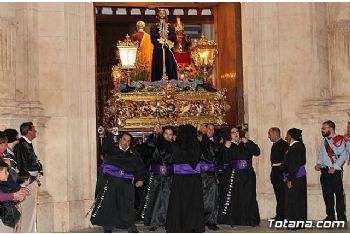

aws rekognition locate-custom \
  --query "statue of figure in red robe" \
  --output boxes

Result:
[173,16,192,66]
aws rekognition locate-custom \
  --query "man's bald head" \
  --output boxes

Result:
[268,127,281,143]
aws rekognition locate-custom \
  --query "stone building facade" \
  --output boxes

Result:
[0,2,348,232]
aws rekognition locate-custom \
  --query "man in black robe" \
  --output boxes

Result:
[199,124,220,230]
[133,134,154,220]
[268,127,289,221]
[90,131,145,233]
[150,9,178,81]
[142,126,174,231]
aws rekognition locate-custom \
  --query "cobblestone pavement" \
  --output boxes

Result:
[76,220,349,233]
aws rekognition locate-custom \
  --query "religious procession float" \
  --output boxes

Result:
[101,9,228,132]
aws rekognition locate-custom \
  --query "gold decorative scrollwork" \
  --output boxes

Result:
[103,82,227,129]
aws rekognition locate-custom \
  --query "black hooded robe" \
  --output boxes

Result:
[142,136,173,227]
[90,133,145,229]
[166,125,205,233]
[200,135,220,226]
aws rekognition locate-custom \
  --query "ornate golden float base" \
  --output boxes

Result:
[103,82,227,129]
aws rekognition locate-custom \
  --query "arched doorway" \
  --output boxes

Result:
[94,2,244,128]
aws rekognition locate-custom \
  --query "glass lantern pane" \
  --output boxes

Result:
[119,47,138,68]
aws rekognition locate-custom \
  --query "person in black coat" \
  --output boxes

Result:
[218,127,261,227]
[13,122,43,176]
[166,124,205,233]
[198,124,220,231]
[141,126,174,231]
[268,127,289,221]
[90,131,145,233]
[282,128,307,228]
[133,133,155,219]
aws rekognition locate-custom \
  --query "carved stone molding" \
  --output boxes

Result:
[328,19,350,32]
[0,17,17,73]
[329,26,350,71]
[0,99,45,117]
[327,9,350,96]
[298,97,350,124]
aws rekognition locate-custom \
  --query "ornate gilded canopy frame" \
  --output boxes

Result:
[103,82,227,129]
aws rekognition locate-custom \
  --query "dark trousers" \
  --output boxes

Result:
[271,168,285,219]
[320,170,347,221]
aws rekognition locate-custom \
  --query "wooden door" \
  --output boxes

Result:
[214,3,243,126]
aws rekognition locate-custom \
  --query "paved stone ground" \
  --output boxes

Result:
[76,220,349,233]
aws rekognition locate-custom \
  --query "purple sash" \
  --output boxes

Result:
[173,163,201,175]
[217,159,252,172]
[230,159,252,170]
[199,161,215,173]
[100,163,134,180]
[216,164,229,173]
[149,164,174,176]
[283,165,306,180]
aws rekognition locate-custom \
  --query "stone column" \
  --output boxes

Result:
[328,3,350,98]
[32,3,97,232]
[0,2,96,232]
[0,3,17,99]
[241,2,348,221]
[297,2,350,220]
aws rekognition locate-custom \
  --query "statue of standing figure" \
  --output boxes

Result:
[173,15,192,65]
[131,21,153,81]
[150,9,178,81]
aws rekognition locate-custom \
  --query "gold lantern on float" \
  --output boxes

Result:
[116,34,139,84]
[111,64,122,83]
[191,34,218,84]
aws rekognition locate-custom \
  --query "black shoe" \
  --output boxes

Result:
[338,218,347,223]
[149,226,157,232]
[127,225,139,233]
[207,224,219,231]
[270,216,284,221]
[323,216,335,221]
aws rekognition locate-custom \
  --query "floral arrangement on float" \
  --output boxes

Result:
[111,33,219,93]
